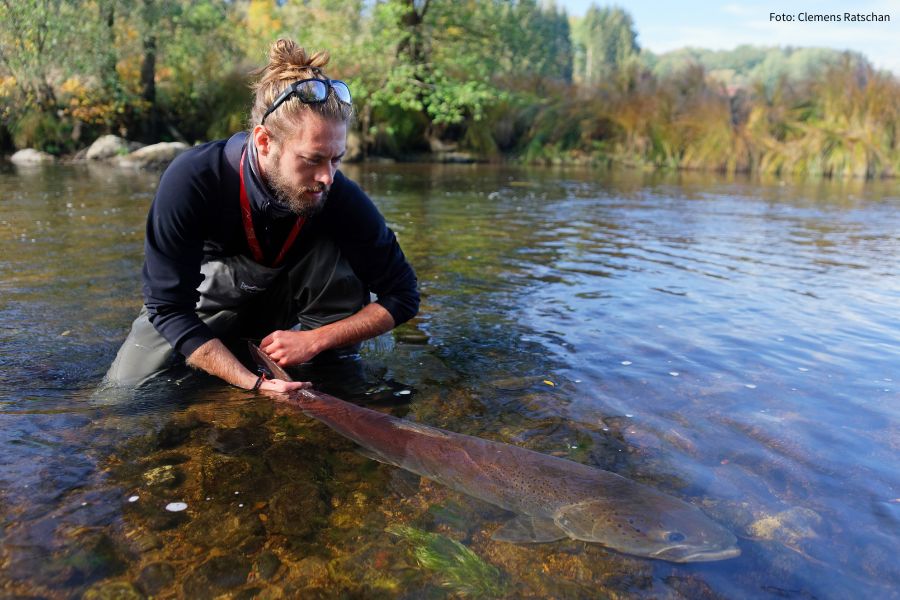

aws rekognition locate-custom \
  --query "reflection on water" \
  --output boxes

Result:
[1,161,898,598]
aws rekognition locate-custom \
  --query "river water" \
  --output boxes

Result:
[0,161,898,599]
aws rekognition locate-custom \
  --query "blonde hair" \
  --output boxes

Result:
[249,39,353,139]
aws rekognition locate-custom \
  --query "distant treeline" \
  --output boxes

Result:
[1,1,897,178]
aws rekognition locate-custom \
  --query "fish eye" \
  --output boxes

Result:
[667,531,686,542]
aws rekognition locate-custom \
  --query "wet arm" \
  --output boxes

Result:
[261,303,394,367]
[187,338,309,391]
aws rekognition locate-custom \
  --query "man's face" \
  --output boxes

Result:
[259,112,347,217]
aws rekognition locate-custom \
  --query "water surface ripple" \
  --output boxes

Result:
[1,162,898,598]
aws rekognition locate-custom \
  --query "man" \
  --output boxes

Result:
[105,40,419,392]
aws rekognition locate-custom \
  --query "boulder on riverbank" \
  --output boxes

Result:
[85,135,144,160]
[10,148,56,165]
[115,142,189,169]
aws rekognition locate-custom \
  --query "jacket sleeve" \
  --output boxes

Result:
[326,173,420,325]
[141,151,217,357]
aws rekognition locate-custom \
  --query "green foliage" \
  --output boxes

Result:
[9,111,72,154]
[646,45,869,96]
[387,524,508,598]
[0,0,83,110]
[573,4,640,88]
[1,0,898,177]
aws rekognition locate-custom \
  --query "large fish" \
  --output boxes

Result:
[249,343,739,562]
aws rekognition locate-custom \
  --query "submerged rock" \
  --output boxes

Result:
[42,533,129,588]
[253,551,282,580]
[208,426,270,456]
[395,328,430,344]
[747,506,823,545]
[142,465,184,489]
[263,439,325,481]
[156,412,206,449]
[489,375,545,391]
[134,503,190,531]
[267,481,329,539]
[182,554,251,600]
[200,453,272,498]
[185,509,265,550]
[137,561,175,596]
[293,556,329,586]
[82,580,145,600]
[233,587,265,600]
[128,532,162,553]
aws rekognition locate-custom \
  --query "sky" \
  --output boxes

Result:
[558,0,900,73]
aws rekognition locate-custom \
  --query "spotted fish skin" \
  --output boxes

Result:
[285,389,740,563]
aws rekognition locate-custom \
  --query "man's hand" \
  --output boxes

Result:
[257,377,312,393]
[261,303,396,367]
[260,329,322,367]
[186,338,312,391]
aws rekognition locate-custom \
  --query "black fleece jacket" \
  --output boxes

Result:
[141,132,419,357]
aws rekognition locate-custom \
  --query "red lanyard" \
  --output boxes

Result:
[239,150,305,267]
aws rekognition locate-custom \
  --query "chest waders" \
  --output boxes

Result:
[104,138,368,388]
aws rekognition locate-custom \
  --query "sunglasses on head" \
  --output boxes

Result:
[261,78,352,125]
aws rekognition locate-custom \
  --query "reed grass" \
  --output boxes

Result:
[509,59,900,178]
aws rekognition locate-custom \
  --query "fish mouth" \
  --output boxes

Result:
[651,545,741,563]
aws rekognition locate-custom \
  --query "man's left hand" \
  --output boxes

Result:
[260,329,322,366]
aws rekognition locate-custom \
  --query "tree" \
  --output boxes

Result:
[572,5,639,87]
[0,0,82,110]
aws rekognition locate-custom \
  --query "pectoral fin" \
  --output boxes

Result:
[356,447,401,468]
[491,515,567,544]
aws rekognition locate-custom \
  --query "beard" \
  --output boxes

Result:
[267,149,329,217]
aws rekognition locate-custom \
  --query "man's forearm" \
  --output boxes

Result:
[261,303,396,367]
[315,302,396,351]
[186,338,258,389]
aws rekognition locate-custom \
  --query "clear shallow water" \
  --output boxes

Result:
[1,161,898,598]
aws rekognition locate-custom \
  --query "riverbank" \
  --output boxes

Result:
[4,128,898,180]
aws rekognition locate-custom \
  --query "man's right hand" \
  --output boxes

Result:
[257,378,311,393]
[186,338,313,391]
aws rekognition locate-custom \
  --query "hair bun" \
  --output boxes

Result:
[250,38,352,129]
[267,39,330,77]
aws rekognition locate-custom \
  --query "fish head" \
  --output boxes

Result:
[554,496,740,563]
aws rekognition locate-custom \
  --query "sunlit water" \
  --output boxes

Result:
[1,160,898,598]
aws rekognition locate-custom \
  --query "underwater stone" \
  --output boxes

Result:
[747,507,823,544]
[129,532,162,553]
[395,329,430,344]
[489,376,544,390]
[233,587,265,600]
[186,510,264,550]
[82,580,145,600]
[141,465,183,489]
[142,508,189,531]
[293,556,329,586]
[267,481,329,539]
[137,561,175,596]
[263,440,323,481]
[254,551,281,580]
[238,536,266,555]
[237,403,275,427]
[182,554,251,600]
[156,413,205,449]
[208,426,271,456]
[49,533,128,588]
[201,453,272,498]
